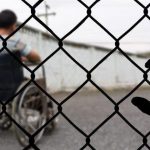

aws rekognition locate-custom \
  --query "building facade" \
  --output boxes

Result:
[15,24,149,92]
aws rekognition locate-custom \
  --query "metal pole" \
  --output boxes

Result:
[37,2,56,27]
[45,2,49,26]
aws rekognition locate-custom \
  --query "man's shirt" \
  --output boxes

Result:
[0,35,32,56]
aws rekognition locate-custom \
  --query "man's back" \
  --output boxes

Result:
[0,48,24,101]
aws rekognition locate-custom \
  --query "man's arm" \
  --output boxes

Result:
[18,41,41,63]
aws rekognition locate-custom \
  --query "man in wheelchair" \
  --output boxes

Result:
[0,9,44,131]
[0,10,56,140]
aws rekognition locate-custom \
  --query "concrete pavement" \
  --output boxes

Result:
[0,88,150,150]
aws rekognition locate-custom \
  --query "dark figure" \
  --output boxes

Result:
[132,97,150,115]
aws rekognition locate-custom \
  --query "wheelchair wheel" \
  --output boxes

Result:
[12,81,47,146]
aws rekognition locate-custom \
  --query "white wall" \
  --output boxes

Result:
[15,26,148,92]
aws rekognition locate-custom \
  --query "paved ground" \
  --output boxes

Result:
[1,88,150,150]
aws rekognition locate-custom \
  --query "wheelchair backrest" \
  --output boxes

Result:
[0,50,23,92]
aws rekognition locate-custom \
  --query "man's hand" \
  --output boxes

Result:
[26,50,41,63]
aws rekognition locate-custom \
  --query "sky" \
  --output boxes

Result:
[0,0,150,54]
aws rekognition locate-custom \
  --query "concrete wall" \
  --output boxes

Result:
[15,25,148,92]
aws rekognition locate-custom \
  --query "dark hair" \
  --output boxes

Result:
[0,10,17,28]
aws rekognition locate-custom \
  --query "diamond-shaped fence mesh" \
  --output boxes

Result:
[0,0,150,149]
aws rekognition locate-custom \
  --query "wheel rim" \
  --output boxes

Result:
[14,84,46,146]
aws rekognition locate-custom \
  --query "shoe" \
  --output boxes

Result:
[0,104,12,130]
[0,114,12,130]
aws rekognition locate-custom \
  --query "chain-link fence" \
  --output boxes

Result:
[0,0,150,149]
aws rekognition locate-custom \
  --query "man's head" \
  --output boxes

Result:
[0,9,17,33]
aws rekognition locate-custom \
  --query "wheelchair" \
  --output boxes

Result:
[0,50,57,146]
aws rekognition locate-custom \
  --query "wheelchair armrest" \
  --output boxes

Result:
[23,61,46,86]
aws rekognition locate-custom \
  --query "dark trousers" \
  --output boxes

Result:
[0,89,16,102]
